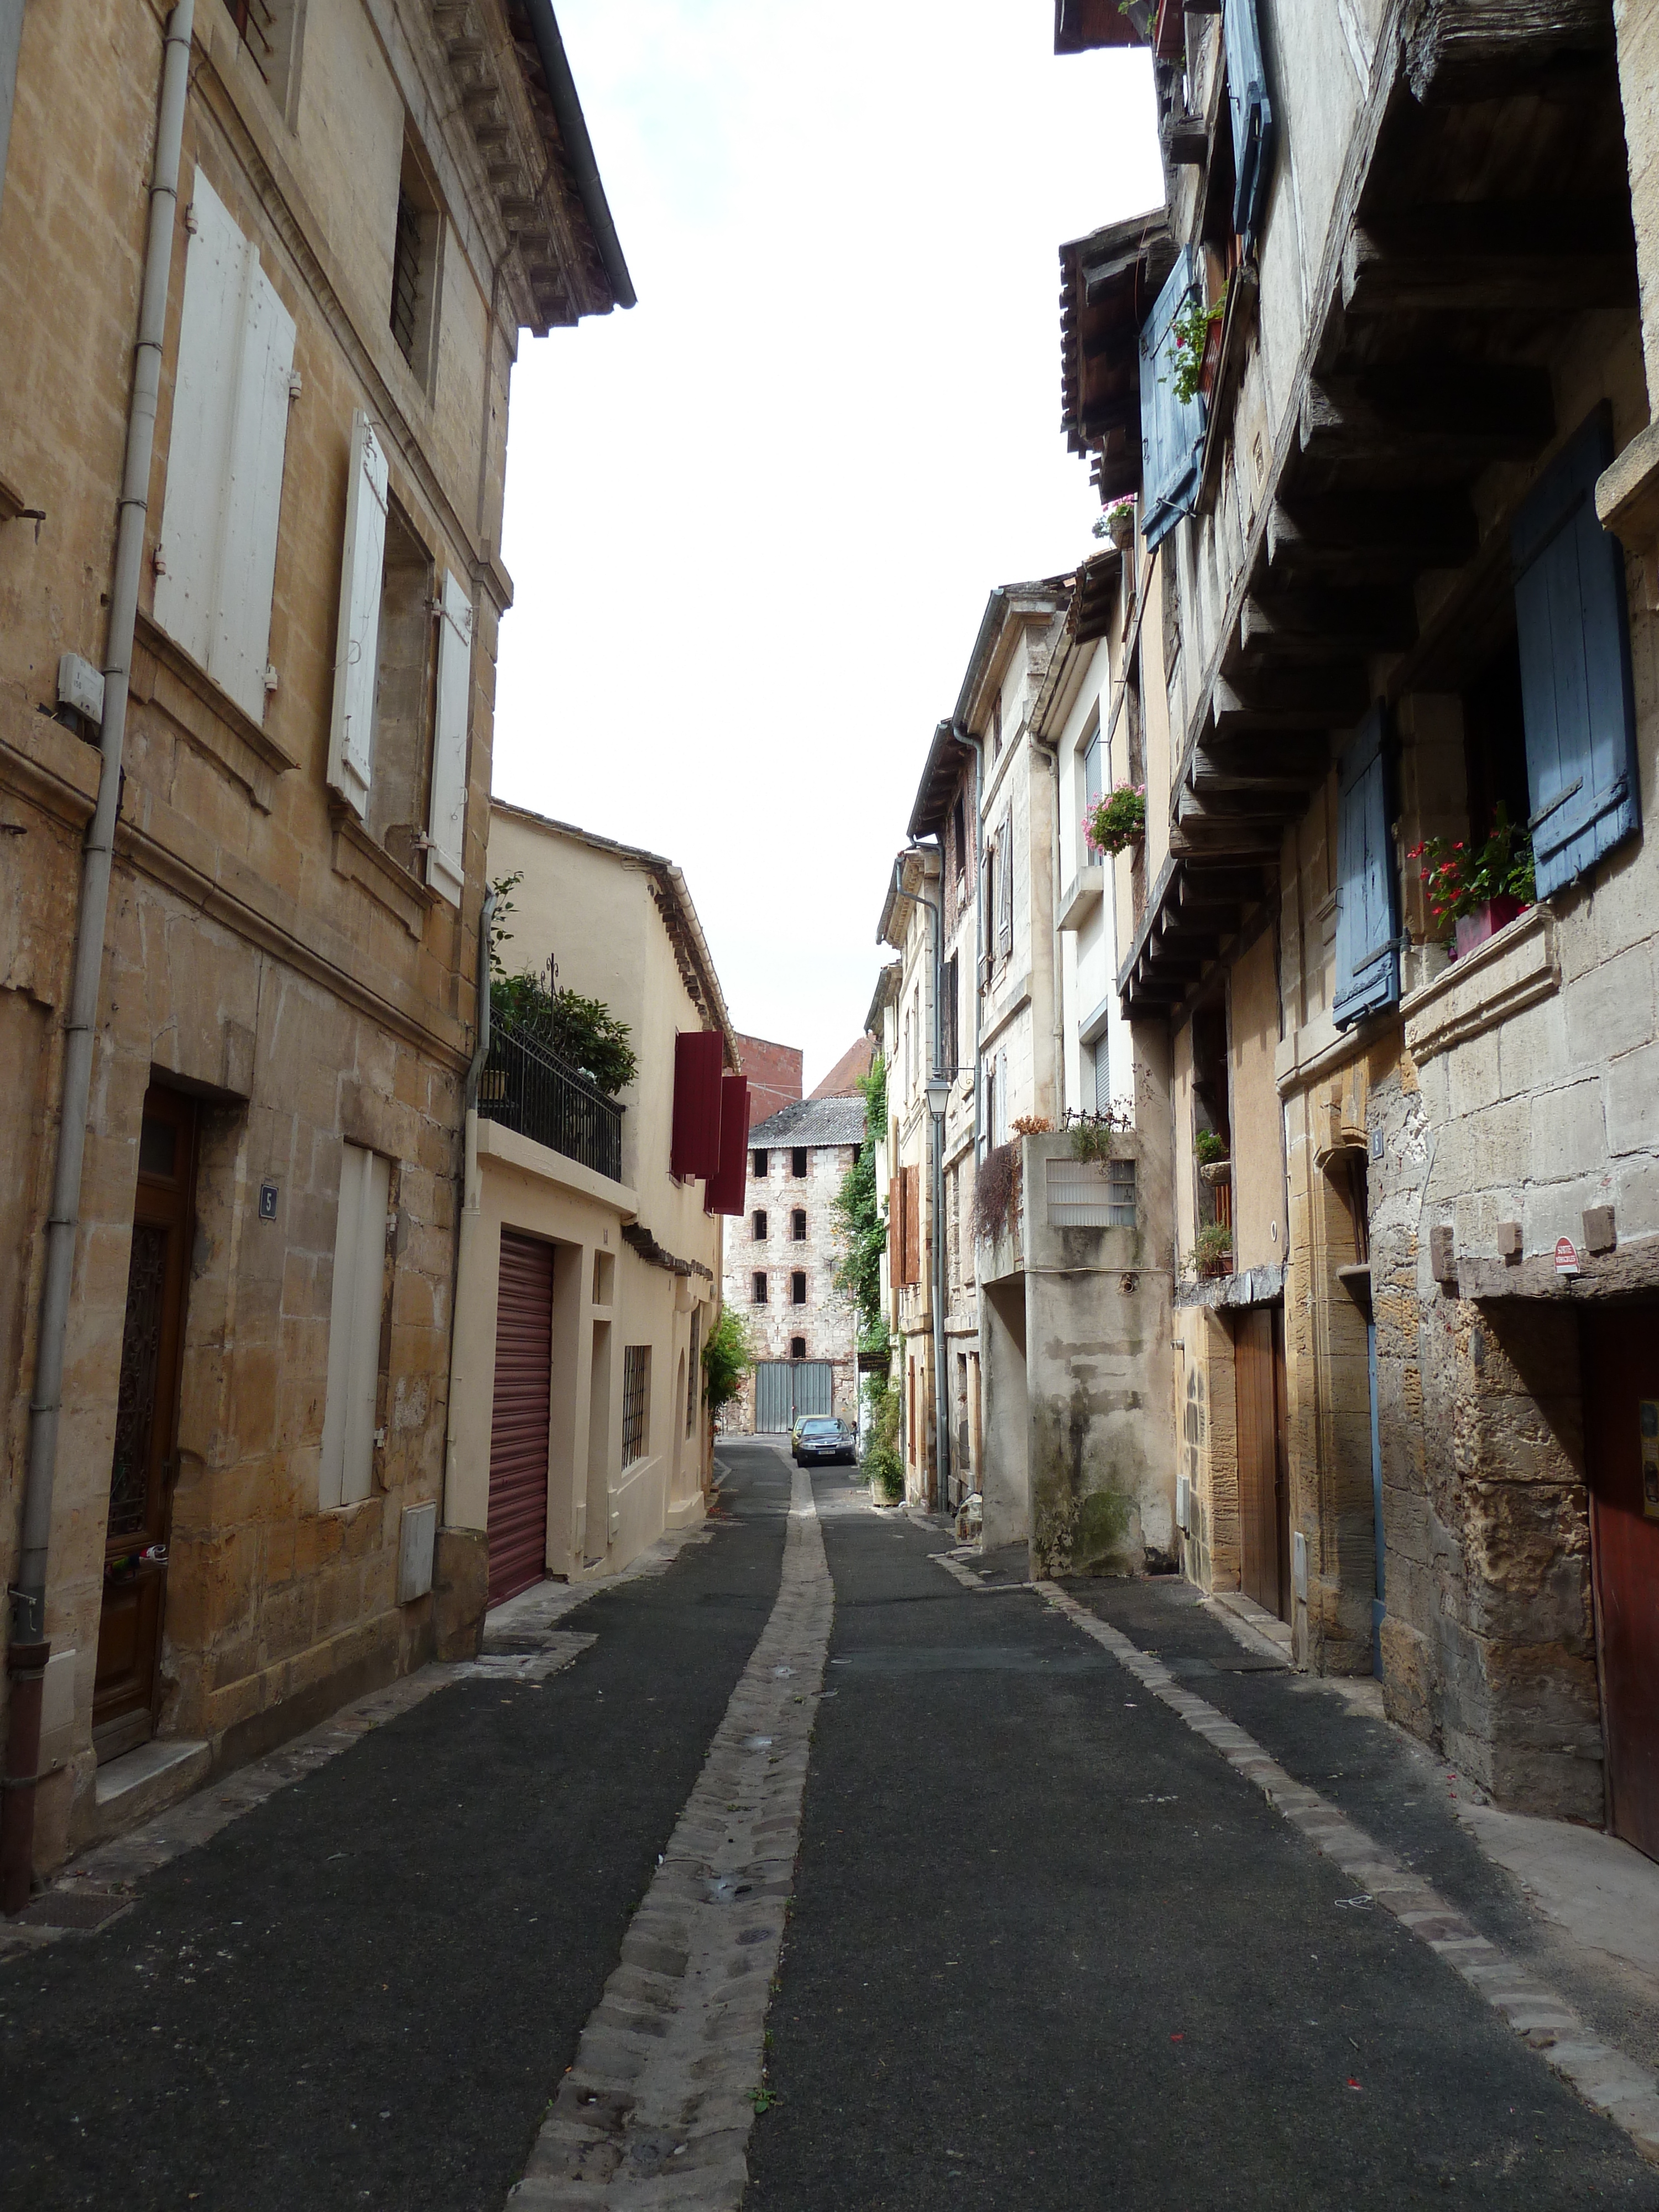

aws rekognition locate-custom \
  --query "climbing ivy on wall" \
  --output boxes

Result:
[833,1052,888,1352]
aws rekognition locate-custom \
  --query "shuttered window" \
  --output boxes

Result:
[1512,406,1641,899]
[904,1163,922,1287]
[327,410,389,819]
[888,1171,906,1291]
[1333,706,1401,1029]
[997,820,1014,953]
[153,169,295,726]
[1223,0,1276,240]
[670,1030,724,1180]
[704,1074,750,1215]
[1138,249,1207,552]
[425,568,472,905]
[319,1143,390,1510]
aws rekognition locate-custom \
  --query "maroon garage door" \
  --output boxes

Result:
[488,1231,554,1608]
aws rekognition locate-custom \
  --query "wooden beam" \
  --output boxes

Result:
[1212,665,1370,738]
[1266,492,1478,585]
[1405,0,1613,102]
[1341,210,1635,319]
[1190,736,1329,797]
[1300,366,1554,471]
[1236,586,1416,662]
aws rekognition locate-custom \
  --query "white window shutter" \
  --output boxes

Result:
[327,411,388,819]
[319,1143,390,1511]
[211,255,295,722]
[426,568,473,906]
[153,170,244,671]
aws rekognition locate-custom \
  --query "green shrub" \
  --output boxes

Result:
[702,1305,752,1419]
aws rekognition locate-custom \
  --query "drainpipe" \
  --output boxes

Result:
[952,724,987,1156]
[442,887,497,1526]
[1029,729,1067,1119]
[898,849,952,1517]
[3,0,194,1916]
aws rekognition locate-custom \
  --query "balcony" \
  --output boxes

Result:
[478,1019,624,1184]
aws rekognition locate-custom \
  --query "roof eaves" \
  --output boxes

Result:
[518,0,635,310]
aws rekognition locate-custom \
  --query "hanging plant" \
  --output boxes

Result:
[973,1142,1022,1245]
[1085,784,1146,857]
[1093,497,1136,549]
[1166,285,1227,408]
[1190,1223,1233,1280]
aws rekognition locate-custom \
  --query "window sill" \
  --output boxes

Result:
[1059,867,1105,930]
[1401,904,1558,1063]
[133,613,298,813]
[330,806,440,940]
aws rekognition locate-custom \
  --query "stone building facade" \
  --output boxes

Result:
[723,1091,865,1435]
[0,0,627,1880]
[1054,0,1659,1851]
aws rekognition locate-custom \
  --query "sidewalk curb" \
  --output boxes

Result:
[1035,1578,1659,2167]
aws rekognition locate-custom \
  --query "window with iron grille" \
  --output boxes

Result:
[790,1271,807,1305]
[686,1314,700,1435]
[752,1149,768,1177]
[753,1208,768,1241]
[621,1344,650,1465]
[225,0,276,81]
[791,1208,806,1240]
[752,1272,768,1303]
[791,1147,808,1177]
[392,190,423,365]
[790,1335,807,1360]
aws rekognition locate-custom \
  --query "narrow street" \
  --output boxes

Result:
[3,1442,1655,2210]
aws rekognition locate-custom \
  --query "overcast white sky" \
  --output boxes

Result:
[493,2,1161,1092]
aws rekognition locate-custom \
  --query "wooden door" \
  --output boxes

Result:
[94,1087,197,1760]
[1583,1304,1659,1861]
[1235,1306,1290,1621]
[488,1230,554,1608]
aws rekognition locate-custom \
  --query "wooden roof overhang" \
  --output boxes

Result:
[908,720,975,843]
[1053,0,1151,53]
[1060,212,1176,505]
[1120,0,1635,1021]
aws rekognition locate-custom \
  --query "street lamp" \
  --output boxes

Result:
[925,1074,951,1120]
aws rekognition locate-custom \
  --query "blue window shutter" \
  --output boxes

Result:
[1333,705,1401,1030]
[1139,249,1206,551]
[1512,405,1640,899]
[1223,0,1276,241]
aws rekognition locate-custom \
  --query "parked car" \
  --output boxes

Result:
[792,1416,856,1467]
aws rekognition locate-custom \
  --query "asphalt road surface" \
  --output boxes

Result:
[1,1441,1653,2211]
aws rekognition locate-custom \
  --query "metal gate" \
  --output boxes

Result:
[487,1231,554,1607]
[754,1360,833,1432]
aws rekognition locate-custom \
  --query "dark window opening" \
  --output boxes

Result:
[952,794,967,878]
[790,1336,807,1361]
[686,1314,700,1435]
[942,954,959,1074]
[790,1271,807,1305]
[791,1208,806,1240]
[791,1147,808,1177]
[392,190,422,364]
[389,146,441,389]
[366,500,435,872]
[1191,997,1233,1266]
[752,1272,768,1304]
[621,1344,649,1465]
[752,1209,768,1241]
[991,693,1003,760]
[1461,628,1530,862]
[752,1148,768,1177]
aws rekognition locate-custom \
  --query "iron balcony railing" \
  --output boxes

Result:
[477,1019,624,1183]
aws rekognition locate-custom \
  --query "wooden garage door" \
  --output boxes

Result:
[488,1231,554,1608]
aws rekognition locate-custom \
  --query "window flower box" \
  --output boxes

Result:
[1452,896,1529,961]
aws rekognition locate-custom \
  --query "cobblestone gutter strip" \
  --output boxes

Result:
[508,1465,832,2212]
[1038,1581,1659,2165]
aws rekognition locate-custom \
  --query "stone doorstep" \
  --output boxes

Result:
[92,1736,212,1841]
[1211,1587,1295,1656]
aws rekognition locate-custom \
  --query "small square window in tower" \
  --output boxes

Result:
[753,1208,769,1241]
[791,1147,808,1177]
[752,1272,768,1305]
[791,1208,806,1241]
[790,1336,807,1361]
[790,1272,807,1305]
[389,141,442,392]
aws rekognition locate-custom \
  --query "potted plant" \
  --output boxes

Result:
[1191,1223,1233,1279]
[1167,285,1227,408]
[1085,784,1146,857]
[1093,496,1136,552]
[1406,804,1536,961]
[1195,1128,1230,1185]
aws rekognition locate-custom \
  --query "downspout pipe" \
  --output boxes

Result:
[896,849,951,1517]
[442,888,497,1533]
[952,723,987,1154]
[3,0,195,1915]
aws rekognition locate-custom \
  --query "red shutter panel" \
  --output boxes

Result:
[705,1075,750,1215]
[906,1166,922,1286]
[671,1030,724,1180]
